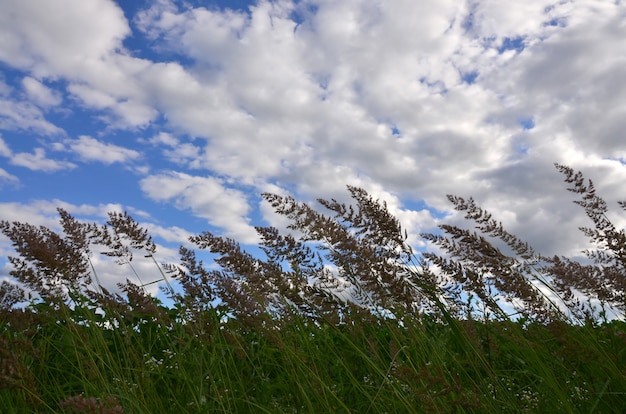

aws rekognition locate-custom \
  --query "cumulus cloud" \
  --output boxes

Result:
[1,0,626,274]
[0,137,11,157]
[140,172,258,244]
[0,97,63,135]
[0,74,63,135]
[0,0,159,128]
[10,147,76,172]
[21,77,62,108]
[126,0,626,258]
[0,168,19,187]
[66,135,141,164]
[67,83,118,110]
[0,137,74,172]
[0,0,130,75]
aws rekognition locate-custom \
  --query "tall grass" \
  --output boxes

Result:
[2,298,624,412]
[1,164,625,412]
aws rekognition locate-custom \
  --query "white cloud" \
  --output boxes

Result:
[0,97,63,135]
[66,135,141,165]
[122,0,626,257]
[0,135,141,172]
[0,78,12,96]
[10,147,75,172]
[0,137,11,157]
[140,172,258,243]
[21,77,62,108]
[67,83,117,109]
[0,74,62,135]
[464,0,554,39]
[144,223,193,246]
[2,0,626,262]
[148,132,179,147]
[0,168,19,187]
[0,0,130,76]
[0,0,159,129]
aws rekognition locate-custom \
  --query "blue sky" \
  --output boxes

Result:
[1,0,626,298]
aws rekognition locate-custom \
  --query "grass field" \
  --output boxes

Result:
[1,296,625,413]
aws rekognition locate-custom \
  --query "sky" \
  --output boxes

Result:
[1,0,626,299]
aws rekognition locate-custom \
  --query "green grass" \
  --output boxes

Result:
[1,296,625,413]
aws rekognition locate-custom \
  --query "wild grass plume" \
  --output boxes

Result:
[0,164,625,412]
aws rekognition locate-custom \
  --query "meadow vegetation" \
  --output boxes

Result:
[1,164,625,413]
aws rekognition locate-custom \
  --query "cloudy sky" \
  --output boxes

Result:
[1,0,626,296]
